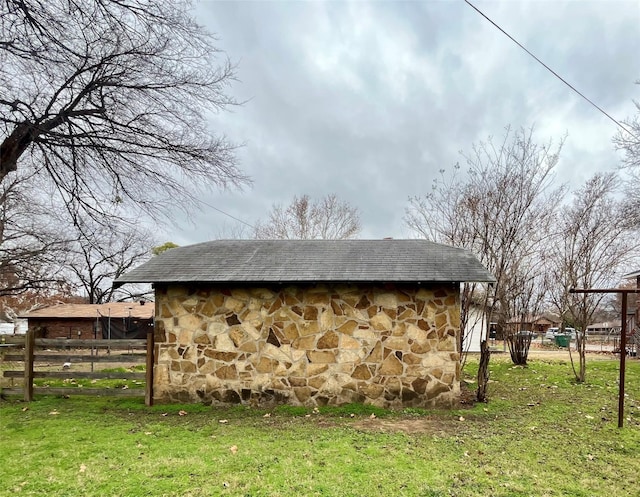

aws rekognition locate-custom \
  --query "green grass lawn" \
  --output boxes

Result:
[1,355,640,496]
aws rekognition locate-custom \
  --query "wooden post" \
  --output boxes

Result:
[637,275,640,337]
[24,328,35,402]
[145,328,154,407]
[619,293,628,428]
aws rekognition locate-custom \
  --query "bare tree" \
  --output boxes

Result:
[406,126,564,395]
[254,194,361,240]
[547,172,639,382]
[0,170,70,296]
[0,0,249,224]
[613,80,640,227]
[63,215,156,304]
[212,221,252,240]
[0,291,83,323]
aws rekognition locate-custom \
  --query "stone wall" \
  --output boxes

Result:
[153,283,461,408]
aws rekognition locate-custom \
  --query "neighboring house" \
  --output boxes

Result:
[21,302,153,339]
[115,239,494,408]
[586,321,621,335]
[462,303,489,353]
[534,314,560,333]
[506,314,559,334]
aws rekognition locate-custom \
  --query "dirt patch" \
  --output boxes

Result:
[350,383,477,435]
[351,416,459,435]
[486,345,617,362]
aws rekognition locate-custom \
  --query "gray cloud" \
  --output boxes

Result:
[164,0,640,245]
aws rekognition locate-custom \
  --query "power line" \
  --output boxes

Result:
[464,0,639,140]
[198,198,256,230]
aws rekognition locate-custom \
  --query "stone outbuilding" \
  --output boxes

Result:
[115,239,494,408]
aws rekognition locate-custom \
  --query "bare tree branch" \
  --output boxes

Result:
[0,169,71,296]
[547,172,640,382]
[613,82,640,228]
[0,0,249,224]
[253,194,361,240]
[406,125,565,367]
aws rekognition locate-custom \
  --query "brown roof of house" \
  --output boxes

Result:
[506,315,559,325]
[21,302,153,320]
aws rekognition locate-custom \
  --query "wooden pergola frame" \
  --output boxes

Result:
[570,287,640,428]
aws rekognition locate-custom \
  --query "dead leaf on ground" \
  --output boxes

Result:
[49,411,59,415]
[79,464,87,473]
[178,410,187,416]
[230,445,238,455]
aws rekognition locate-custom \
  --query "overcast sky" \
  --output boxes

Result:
[163,0,640,245]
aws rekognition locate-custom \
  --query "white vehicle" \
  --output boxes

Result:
[545,327,576,339]
[516,330,536,338]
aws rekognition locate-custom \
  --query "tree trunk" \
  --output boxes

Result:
[0,121,34,181]
[506,334,531,365]
[576,331,586,382]
[476,340,491,402]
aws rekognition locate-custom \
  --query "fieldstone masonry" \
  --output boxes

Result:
[153,283,461,408]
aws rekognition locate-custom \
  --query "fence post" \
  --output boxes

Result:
[24,329,35,401]
[145,328,154,407]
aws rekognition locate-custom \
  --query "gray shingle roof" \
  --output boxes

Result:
[114,239,495,285]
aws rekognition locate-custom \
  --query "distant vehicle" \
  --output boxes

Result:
[516,330,536,338]
[545,328,559,339]
[545,327,576,340]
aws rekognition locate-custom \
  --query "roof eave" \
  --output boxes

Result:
[114,277,496,286]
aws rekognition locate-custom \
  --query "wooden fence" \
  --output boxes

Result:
[0,329,154,406]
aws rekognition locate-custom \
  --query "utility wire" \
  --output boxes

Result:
[198,197,256,230]
[176,3,638,232]
[464,0,639,140]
